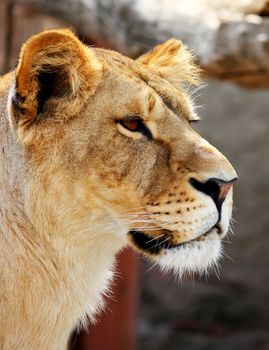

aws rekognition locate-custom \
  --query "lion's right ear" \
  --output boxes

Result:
[11,29,102,134]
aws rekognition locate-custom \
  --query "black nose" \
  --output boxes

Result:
[189,177,237,213]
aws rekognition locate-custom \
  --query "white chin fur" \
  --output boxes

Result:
[155,232,222,279]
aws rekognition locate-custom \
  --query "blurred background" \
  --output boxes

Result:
[1,0,269,349]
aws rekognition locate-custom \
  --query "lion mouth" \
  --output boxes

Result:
[129,224,221,255]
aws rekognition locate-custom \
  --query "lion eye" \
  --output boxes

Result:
[189,119,200,125]
[118,116,153,140]
[121,118,140,131]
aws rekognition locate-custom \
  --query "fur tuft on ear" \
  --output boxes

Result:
[12,29,102,134]
[137,39,201,89]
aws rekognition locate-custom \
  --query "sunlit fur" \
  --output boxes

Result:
[0,29,237,349]
[158,232,222,278]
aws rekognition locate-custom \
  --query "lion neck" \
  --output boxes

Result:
[0,74,126,349]
[0,176,125,348]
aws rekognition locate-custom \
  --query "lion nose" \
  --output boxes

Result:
[189,177,237,212]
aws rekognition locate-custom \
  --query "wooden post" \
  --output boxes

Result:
[0,0,10,74]
[73,249,139,350]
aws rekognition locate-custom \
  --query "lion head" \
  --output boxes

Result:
[8,29,237,279]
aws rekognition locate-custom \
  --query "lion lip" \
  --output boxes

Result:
[129,224,221,255]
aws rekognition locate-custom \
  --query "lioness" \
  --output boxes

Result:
[0,29,237,349]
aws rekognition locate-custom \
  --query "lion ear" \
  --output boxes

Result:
[12,29,102,129]
[137,39,200,88]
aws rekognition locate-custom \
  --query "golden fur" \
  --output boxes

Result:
[0,29,237,349]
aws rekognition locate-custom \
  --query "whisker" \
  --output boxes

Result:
[120,206,147,213]
[121,219,157,224]
[141,260,159,276]
[212,263,220,280]
[119,212,153,216]
[146,234,165,243]
[230,217,238,224]
[221,251,234,262]
[152,237,170,249]
[119,215,153,220]
[118,219,158,225]
[194,104,205,110]
[191,93,202,102]
[128,227,163,231]
[188,84,207,98]
[222,239,232,244]
[119,206,148,214]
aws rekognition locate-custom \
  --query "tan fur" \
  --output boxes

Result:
[0,29,237,349]
[137,39,200,88]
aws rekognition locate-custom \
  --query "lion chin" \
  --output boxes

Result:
[129,226,223,277]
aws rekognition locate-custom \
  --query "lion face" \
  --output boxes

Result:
[9,30,237,278]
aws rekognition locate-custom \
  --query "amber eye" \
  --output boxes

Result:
[122,119,140,131]
[189,119,200,125]
[118,116,153,140]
